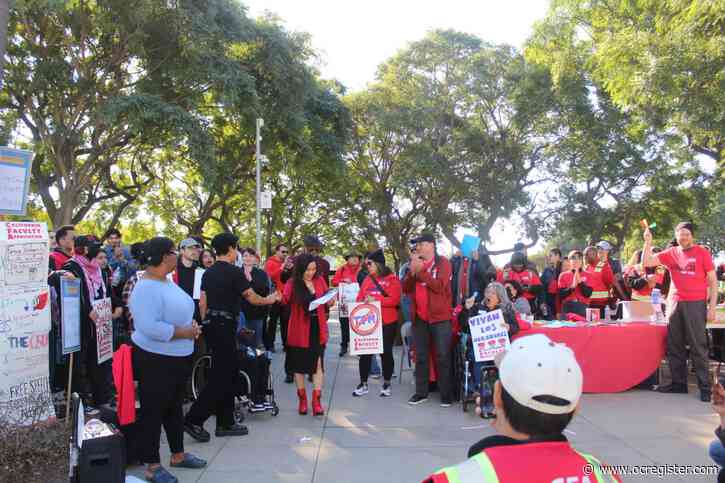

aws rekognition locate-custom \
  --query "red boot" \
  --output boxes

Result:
[297,388,308,415]
[312,389,324,416]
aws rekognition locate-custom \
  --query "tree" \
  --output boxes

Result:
[528,0,725,175]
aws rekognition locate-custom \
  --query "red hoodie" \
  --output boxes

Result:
[356,273,402,325]
[265,255,284,292]
[332,262,361,286]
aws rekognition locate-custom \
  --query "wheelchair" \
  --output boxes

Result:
[190,336,279,424]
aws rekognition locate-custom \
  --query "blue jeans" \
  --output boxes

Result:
[710,440,725,467]
[245,319,264,349]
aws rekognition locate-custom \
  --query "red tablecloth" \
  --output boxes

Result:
[513,323,667,393]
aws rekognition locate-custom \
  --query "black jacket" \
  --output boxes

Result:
[240,266,271,321]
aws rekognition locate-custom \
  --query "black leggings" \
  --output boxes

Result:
[133,345,191,465]
[359,324,397,383]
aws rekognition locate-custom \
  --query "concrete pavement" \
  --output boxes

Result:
[128,321,721,482]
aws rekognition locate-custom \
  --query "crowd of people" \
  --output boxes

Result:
[41,220,723,482]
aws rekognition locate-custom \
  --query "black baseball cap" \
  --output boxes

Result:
[411,232,436,244]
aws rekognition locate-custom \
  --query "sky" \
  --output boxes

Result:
[244,0,552,264]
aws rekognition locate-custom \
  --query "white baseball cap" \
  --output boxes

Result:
[497,334,583,415]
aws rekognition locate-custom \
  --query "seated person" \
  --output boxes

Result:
[237,325,272,413]
[558,250,592,319]
[425,334,621,483]
[503,280,531,315]
[497,252,543,314]
[459,282,519,391]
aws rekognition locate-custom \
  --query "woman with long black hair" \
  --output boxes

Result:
[352,249,401,397]
[282,253,335,416]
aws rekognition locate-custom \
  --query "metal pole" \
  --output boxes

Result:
[255,118,263,254]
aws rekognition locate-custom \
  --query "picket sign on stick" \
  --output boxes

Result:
[468,309,511,362]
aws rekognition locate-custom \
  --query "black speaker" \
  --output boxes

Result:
[78,425,126,483]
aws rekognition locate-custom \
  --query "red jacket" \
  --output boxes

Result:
[282,277,329,348]
[356,273,401,325]
[497,268,542,301]
[332,262,361,286]
[265,256,284,292]
[112,344,135,425]
[585,261,615,305]
[402,255,452,324]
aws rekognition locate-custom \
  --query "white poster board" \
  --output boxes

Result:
[348,301,384,356]
[338,282,359,318]
[468,309,511,362]
[60,278,81,355]
[0,147,34,216]
[92,298,113,364]
[0,222,55,425]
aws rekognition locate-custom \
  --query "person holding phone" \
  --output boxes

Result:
[558,250,593,318]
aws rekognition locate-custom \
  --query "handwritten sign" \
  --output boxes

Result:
[0,222,54,425]
[338,282,360,317]
[468,309,510,362]
[92,298,113,364]
[61,278,81,355]
[0,147,34,216]
[348,301,383,356]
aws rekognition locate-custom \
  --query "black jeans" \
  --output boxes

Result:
[185,317,239,428]
[84,331,112,406]
[667,300,710,390]
[133,345,191,464]
[359,324,397,383]
[340,317,350,348]
[413,318,452,400]
[264,303,281,350]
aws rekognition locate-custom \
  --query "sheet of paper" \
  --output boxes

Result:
[309,288,338,312]
[460,234,481,258]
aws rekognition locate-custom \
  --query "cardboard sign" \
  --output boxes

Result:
[0,147,34,216]
[468,309,510,362]
[61,278,82,354]
[460,234,481,258]
[92,298,113,364]
[338,282,360,317]
[348,301,383,356]
[0,221,55,425]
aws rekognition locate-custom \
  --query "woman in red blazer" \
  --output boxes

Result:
[282,253,334,416]
[352,249,401,398]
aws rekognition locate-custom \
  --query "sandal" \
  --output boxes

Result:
[145,465,178,483]
[170,453,207,469]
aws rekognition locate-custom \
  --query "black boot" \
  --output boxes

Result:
[656,383,688,394]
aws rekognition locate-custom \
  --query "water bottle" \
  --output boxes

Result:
[651,288,664,323]
[604,305,611,323]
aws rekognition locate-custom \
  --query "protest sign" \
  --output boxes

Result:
[61,278,82,355]
[338,282,360,317]
[460,234,481,258]
[348,301,383,356]
[92,298,113,364]
[468,309,510,362]
[0,147,34,216]
[0,221,55,425]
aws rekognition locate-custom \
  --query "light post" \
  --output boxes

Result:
[255,118,264,255]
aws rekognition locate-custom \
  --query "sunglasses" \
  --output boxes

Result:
[280,250,289,254]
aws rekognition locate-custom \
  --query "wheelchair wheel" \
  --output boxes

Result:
[191,355,212,400]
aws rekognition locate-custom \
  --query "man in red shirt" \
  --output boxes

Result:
[497,252,543,313]
[402,233,453,407]
[264,243,288,352]
[48,225,75,272]
[331,252,362,356]
[643,221,718,402]
[583,246,616,318]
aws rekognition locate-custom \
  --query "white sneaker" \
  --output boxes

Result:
[352,383,369,397]
[380,384,392,397]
